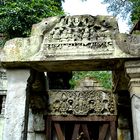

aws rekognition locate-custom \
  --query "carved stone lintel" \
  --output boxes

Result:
[47,90,117,116]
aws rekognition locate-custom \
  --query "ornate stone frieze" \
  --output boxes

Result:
[47,90,117,116]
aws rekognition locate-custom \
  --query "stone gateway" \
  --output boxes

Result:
[0,15,140,140]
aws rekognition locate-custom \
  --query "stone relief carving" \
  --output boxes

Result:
[47,90,116,116]
[40,15,117,57]
[45,17,114,43]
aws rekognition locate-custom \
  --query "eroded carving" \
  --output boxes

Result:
[116,34,140,56]
[47,90,116,116]
[39,15,117,57]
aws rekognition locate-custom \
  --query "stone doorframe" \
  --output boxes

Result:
[0,15,140,140]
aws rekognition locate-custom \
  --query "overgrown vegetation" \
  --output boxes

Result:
[0,39,6,47]
[0,0,64,39]
[69,71,112,90]
[102,0,140,23]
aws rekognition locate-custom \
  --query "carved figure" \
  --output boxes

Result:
[94,98,101,114]
[60,28,68,42]
[89,99,95,114]
[73,17,81,26]
[67,99,73,113]
[52,28,61,41]
[54,100,60,111]
[73,93,89,115]
[67,17,73,27]
[73,28,82,41]
[60,93,68,115]
[67,29,73,41]
[83,28,90,40]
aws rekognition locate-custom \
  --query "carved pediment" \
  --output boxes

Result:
[38,15,119,59]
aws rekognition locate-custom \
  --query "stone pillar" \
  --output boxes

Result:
[112,70,132,140]
[3,69,30,140]
[125,61,140,140]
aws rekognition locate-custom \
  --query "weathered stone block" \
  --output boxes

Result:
[34,113,45,132]
[0,116,4,140]
[27,132,35,140]
[35,133,46,140]
[28,109,34,132]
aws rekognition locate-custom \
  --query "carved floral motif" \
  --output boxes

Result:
[47,90,117,116]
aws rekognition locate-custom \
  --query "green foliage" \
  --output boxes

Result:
[130,0,140,22]
[69,71,112,90]
[102,0,132,18]
[0,39,6,47]
[0,0,64,39]
[102,0,140,22]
